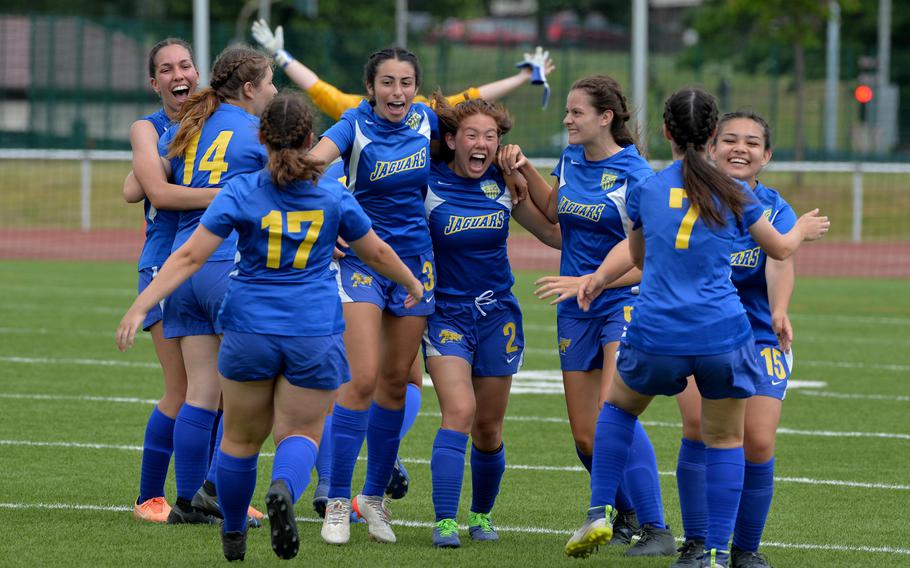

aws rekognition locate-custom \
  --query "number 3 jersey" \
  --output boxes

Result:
[625,160,765,355]
[199,170,372,336]
[159,103,268,260]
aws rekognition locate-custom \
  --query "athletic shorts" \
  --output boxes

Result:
[334,251,435,317]
[557,305,633,372]
[219,330,350,390]
[423,292,524,377]
[616,340,760,400]
[162,260,233,338]
[138,266,164,331]
[752,344,794,400]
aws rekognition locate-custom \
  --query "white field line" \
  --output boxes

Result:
[0,356,158,369]
[2,438,909,492]
[797,390,910,402]
[0,501,909,555]
[1,285,135,297]
[0,326,151,341]
[0,302,123,315]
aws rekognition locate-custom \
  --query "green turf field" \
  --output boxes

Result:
[1,260,908,566]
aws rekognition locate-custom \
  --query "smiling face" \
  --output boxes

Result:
[150,44,199,119]
[563,88,612,147]
[446,112,500,179]
[710,117,771,187]
[366,58,418,122]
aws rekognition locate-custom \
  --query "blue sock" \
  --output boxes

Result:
[328,404,368,500]
[400,383,422,440]
[272,436,318,504]
[705,446,745,553]
[733,458,775,552]
[216,451,258,533]
[208,408,223,465]
[623,421,665,528]
[361,402,405,496]
[173,403,217,501]
[677,438,708,541]
[205,414,224,484]
[615,483,634,512]
[138,406,176,503]
[431,428,468,521]
[471,443,506,514]
[575,446,593,474]
[315,413,333,482]
[590,403,636,509]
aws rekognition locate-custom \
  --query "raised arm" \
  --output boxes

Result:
[477,54,555,101]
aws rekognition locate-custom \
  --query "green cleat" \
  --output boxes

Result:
[468,512,498,542]
[564,506,614,558]
[432,518,461,548]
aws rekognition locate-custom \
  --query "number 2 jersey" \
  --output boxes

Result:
[625,160,765,355]
[322,99,436,258]
[200,170,372,336]
[158,103,268,260]
[137,107,178,270]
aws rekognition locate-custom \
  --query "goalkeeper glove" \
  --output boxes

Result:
[251,19,293,68]
[516,46,551,109]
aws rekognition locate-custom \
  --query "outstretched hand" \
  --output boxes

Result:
[516,46,551,109]
[534,275,584,306]
[797,208,830,241]
[251,19,283,55]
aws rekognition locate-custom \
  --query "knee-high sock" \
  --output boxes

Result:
[705,446,745,553]
[575,446,593,473]
[208,408,223,465]
[677,438,708,541]
[216,451,258,533]
[328,404,368,500]
[400,383,422,440]
[361,402,405,496]
[623,421,665,527]
[732,458,775,552]
[138,406,176,503]
[272,435,318,504]
[590,403,636,509]
[205,414,224,485]
[173,403,217,501]
[431,428,468,521]
[315,413,333,482]
[471,443,506,514]
[615,483,634,513]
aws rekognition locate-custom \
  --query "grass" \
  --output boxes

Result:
[0,261,909,566]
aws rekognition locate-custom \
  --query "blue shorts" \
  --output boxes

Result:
[753,344,793,400]
[138,266,164,331]
[334,251,435,317]
[423,292,524,377]
[219,330,350,390]
[162,260,233,339]
[616,340,760,400]
[557,305,633,372]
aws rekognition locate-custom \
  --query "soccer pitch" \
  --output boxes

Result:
[0,260,908,567]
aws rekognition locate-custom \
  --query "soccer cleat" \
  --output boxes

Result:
[564,506,614,558]
[247,505,264,521]
[700,548,731,568]
[133,496,171,523]
[321,498,351,545]
[166,499,217,525]
[265,480,299,560]
[671,539,707,568]
[432,518,461,548]
[191,486,262,528]
[609,509,639,545]
[468,512,499,542]
[385,456,410,500]
[221,530,247,562]
[625,524,677,557]
[312,477,329,518]
[353,494,396,543]
[730,546,773,568]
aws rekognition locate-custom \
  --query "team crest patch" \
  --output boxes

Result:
[601,170,618,191]
[481,180,501,199]
[763,208,772,219]
[351,272,373,287]
[405,110,421,130]
[558,338,572,353]
[439,329,464,344]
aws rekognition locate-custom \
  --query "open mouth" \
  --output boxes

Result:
[387,101,407,115]
[728,156,749,166]
[171,85,190,103]
[467,152,489,175]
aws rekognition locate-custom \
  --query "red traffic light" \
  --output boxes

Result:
[854,84,874,104]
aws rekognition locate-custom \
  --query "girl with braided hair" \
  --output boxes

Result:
[562,87,829,568]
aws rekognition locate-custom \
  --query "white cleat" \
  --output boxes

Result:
[320,498,351,545]
[353,494,396,544]
[564,514,613,558]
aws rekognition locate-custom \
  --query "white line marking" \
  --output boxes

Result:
[0,327,151,341]
[799,360,910,372]
[0,285,134,297]
[0,393,159,404]
[0,356,158,369]
[0,302,123,315]
[797,390,910,402]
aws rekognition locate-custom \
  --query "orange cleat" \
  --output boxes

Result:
[133,497,172,523]
[247,505,264,520]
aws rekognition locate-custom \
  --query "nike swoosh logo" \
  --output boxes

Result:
[506,355,518,363]
[570,160,580,165]
[364,119,375,125]
[436,181,453,186]
[771,378,787,386]
[424,294,434,303]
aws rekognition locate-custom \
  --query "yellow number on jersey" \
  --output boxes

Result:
[502,322,519,353]
[182,131,234,185]
[759,347,787,380]
[422,261,435,291]
[669,187,699,249]
[260,210,325,270]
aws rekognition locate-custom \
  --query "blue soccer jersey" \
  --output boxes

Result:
[425,160,514,297]
[137,108,180,270]
[322,100,436,257]
[730,182,797,345]
[624,160,765,355]
[200,169,373,336]
[552,144,652,318]
[159,103,268,260]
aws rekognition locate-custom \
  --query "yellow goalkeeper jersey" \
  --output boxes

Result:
[307,79,481,121]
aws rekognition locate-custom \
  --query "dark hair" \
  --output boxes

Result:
[663,87,749,227]
[148,38,194,79]
[432,91,512,163]
[168,46,271,159]
[260,92,324,187]
[570,75,638,151]
[363,47,422,103]
[716,110,772,150]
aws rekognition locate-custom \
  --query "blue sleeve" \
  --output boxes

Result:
[772,194,797,233]
[323,112,355,155]
[157,127,176,158]
[739,182,764,227]
[200,182,240,239]
[426,106,439,140]
[550,151,565,180]
[627,179,643,229]
[337,189,372,242]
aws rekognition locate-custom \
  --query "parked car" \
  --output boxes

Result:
[546,10,629,48]
[433,17,536,46]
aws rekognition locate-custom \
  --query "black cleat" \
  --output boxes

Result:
[671,538,706,567]
[266,480,299,560]
[167,498,217,525]
[221,530,247,561]
[192,485,262,529]
[609,509,640,545]
[625,524,677,557]
[731,545,773,567]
